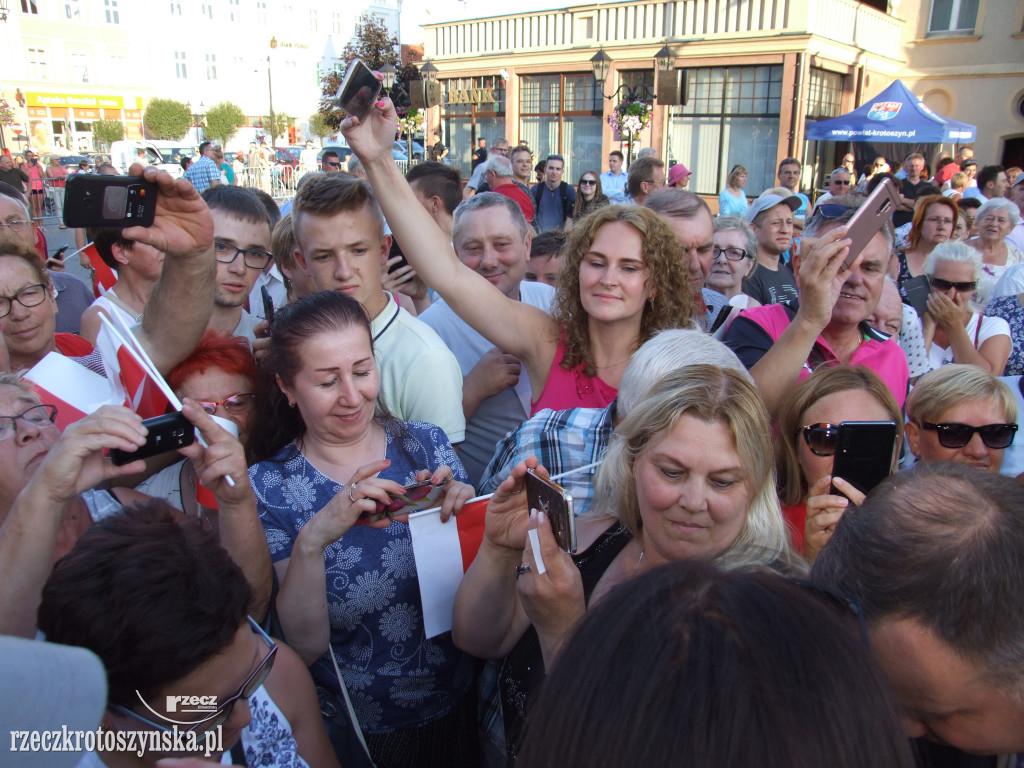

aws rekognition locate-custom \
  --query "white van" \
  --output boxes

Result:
[109,141,188,179]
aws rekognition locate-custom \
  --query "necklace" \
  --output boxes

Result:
[636,548,645,570]
[595,356,631,370]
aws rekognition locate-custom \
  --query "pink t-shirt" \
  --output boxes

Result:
[531,341,617,415]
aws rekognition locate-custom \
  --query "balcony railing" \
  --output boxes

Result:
[425,0,902,61]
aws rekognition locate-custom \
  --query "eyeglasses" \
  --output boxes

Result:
[492,147,509,156]
[196,393,255,415]
[0,219,33,235]
[815,204,854,220]
[111,617,276,738]
[0,283,49,318]
[579,179,597,186]
[214,241,273,270]
[0,404,58,442]
[919,421,1017,450]
[799,422,841,456]
[924,216,954,227]
[929,276,977,292]
[712,246,749,262]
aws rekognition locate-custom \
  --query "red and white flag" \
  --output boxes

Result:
[94,315,175,419]
[408,496,489,638]
[76,242,118,298]
[24,352,119,431]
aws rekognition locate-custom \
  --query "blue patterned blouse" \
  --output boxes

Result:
[251,419,472,734]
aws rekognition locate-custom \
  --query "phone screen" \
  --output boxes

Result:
[336,59,381,123]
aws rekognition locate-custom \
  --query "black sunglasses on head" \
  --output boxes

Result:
[919,421,1017,450]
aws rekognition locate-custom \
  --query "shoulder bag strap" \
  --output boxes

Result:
[329,646,375,765]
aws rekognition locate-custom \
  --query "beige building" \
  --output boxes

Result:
[421,0,1023,202]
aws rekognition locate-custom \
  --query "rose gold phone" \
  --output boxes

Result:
[842,177,899,269]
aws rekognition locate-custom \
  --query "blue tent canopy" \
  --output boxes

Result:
[806,80,976,144]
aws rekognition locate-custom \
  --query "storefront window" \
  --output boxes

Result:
[519,73,602,183]
[440,75,506,179]
[803,68,848,192]
[669,65,783,196]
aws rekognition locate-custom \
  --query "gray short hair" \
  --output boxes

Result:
[924,240,982,280]
[483,155,513,179]
[976,196,1020,229]
[617,329,751,417]
[713,215,756,258]
[452,192,528,244]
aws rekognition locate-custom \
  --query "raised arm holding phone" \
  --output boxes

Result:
[341,80,697,413]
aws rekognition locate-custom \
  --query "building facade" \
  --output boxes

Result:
[0,0,401,155]
[420,0,1022,202]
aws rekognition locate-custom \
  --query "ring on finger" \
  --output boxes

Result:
[348,483,358,503]
[516,564,531,578]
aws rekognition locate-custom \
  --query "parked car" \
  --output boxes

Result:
[393,139,425,160]
[274,147,301,167]
[56,155,91,172]
[317,145,354,170]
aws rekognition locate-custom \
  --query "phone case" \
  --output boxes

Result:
[842,178,899,269]
[335,59,381,123]
[109,412,195,466]
[526,468,576,554]
[901,274,932,318]
[830,421,897,498]
[63,174,157,229]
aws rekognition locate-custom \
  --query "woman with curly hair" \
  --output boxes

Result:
[340,96,699,414]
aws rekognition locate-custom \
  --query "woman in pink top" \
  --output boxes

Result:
[342,97,698,414]
[44,156,67,227]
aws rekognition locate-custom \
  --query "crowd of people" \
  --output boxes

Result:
[2,86,1024,768]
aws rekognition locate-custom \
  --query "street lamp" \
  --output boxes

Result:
[419,60,438,84]
[590,46,675,101]
[267,37,277,148]
[379,62,397,93]
[190,101,206,143]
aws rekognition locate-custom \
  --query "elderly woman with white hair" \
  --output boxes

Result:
[923,241,1010,374]
[968,197,1023,308]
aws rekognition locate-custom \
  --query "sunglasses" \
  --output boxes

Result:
[111,617,276,738]
[799,422,841,456]
[831,179,851,186]
[929,277,977,292]
[579,179,597,186]
[815,204,853,220]
[919,421,1017,450]
[325,161,341,167]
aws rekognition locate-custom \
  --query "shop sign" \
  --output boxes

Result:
[445,88,499,105]
[26,92,124,110]
[27,107,48,117]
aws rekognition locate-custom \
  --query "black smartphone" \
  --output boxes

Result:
[387,239,409,275]
[525,468,576,554]
[335,59,381,123]
[260,284,275,326]
[842,177,899,269]
[109,412,196,466]
[901,274,932,318]
[63,174,157,229]
[830,421,898,499]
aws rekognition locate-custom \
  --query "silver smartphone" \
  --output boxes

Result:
[525,468,576,554]
[334,59,381,123]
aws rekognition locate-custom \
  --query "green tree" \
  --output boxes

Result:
[204,101,245,145]
[143,98,191,141]
[92,119,124,149]
[261,111,292,144]
[308,111,332,142]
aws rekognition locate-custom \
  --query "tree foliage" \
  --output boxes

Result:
[308,112,333,141]
[261,110,292,144]
[143,98,192,141]
[92,119,124,148]
[204,101,246,145]
[316,13,420,131]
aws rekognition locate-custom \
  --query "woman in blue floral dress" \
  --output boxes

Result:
[248,291,478,768]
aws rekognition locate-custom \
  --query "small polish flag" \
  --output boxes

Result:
[24,352,120,431]
[408,496,489,638]
[94,315,175,419]
[77,242,118,298]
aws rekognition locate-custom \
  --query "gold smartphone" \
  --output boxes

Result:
[525,468,576,554]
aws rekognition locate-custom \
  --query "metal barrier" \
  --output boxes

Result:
[30,177,67,224]
[236,165,300,201]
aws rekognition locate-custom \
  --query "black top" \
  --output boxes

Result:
[499,521,633,761]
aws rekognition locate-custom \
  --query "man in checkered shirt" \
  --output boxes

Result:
[183,141,222,193]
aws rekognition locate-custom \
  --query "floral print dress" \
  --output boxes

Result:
[251,420,472,735]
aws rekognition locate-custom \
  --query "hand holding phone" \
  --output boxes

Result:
[109,411,196,466]
[358,477,450,524]
[260,284,275,326]
[842,178,899,270]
